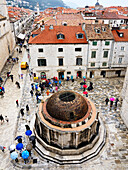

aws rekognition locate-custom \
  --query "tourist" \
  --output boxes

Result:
[10,75,13,82]
[20,108,24,117]
[30,90,33,97]
[15,81,20,88]
[0,77,3,83]
[110,100,113,108]
[0,145,6,152]
[0,114,4,124]
[115,98,119,108]
[105,98,109,105]
[26,104,29,112]
[46,89,49,96]
[16,100,19,107]
[5,116,9,123]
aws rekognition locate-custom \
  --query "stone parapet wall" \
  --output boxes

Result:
[121,67,128,128]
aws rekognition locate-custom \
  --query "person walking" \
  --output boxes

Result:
[10,75,13,82]
[110,100,113,108]
[30,90,33,97]
[26,104,29,112]
[20,108,24,117]
[105,98,109,105]
[16,100,19,107]
[0,145,6,152]
[5,116,9,123]
[0,115,4,124]
[46,89,49,96]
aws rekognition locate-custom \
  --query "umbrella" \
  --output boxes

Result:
[25,130,32,136]
[15,136,22,140]
[54,81,58,84]
[0,87,2,89]
[9,144,15,151]
[10,152,18,160]
[29,135,36,141]
[83,91,88,95]
[22,150,29,159]
[83,76,86,79]
[16,143,23,150]
[83,85,87,88]
[110,97,115,101]
[26,143,33,151]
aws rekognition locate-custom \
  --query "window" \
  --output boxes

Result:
[102,27,106,32]
[67,72,71,74]
[119,33,124,37]
[76,33,83,39]
[93,41,97,46]
[38,59,46,66]
[59,58,63,66]
[57,33,65,39]
[58,48,63,52]
[91,62,95,66]
[95,28,100,33]
[105,41,110,45]
[38,48,43,52]
[102,62,107,66]
[103,51,108,58]
[121,47,124,51]
[91,51,96,58]
[75,48,82,52]
[76,58,82,65]
[118,58,122,64]
[32,34,38,38]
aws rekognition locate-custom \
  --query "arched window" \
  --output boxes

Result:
[57,33,65,39]
[76,33,83,39]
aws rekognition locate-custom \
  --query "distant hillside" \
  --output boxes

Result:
[6,0,67,10]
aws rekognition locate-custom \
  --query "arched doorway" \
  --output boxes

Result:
[41,72,46,80]
[77,71,82,78]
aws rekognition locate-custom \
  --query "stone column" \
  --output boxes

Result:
[75,132,79,148]
[47,128,50,143]
[87,127,91,142]
[61,133,64,149]
[94,119,98,133]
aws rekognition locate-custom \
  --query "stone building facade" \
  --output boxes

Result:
[0,0,15,72]
[29,25,88,79]
[121,67,128,128]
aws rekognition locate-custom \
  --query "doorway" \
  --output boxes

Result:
[115,70,121,77]
[90,71,94,78]
[59,72,64,79]
[101,71,106,78]
[77,71,82,78]
[41,72,46,79]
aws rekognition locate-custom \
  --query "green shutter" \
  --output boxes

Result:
[105,41,110,45]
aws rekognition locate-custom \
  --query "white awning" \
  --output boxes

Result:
[17,33,26,40]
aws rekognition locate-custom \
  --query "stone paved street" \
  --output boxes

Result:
[0,46,128,169]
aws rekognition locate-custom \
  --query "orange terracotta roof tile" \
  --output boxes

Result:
[29,26,88,44]
[112,29,128,42]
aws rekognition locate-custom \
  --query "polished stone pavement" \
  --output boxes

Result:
[0,47,128,169]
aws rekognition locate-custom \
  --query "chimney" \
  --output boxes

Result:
[102,11,104,15]
[82,23,85,31]
[41,25,45,31]
[37,23,40,29]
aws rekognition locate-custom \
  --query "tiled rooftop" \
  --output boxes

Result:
[85,24,114,40]
[29,25,88,44]
[112,29,128,42]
